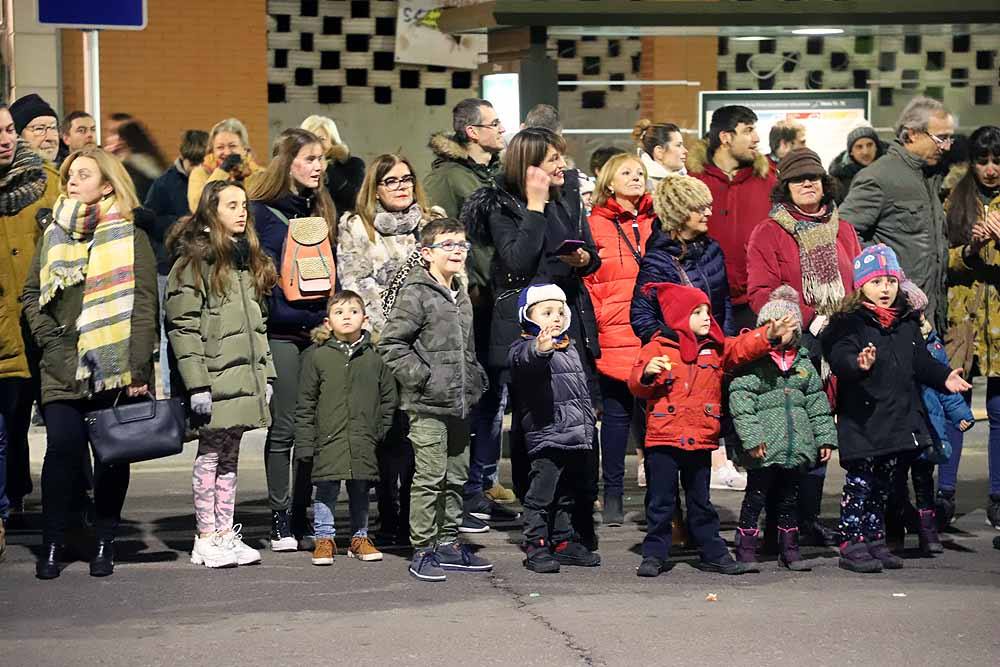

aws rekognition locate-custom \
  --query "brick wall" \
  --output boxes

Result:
[60,0,270,158]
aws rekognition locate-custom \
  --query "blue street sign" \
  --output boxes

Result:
[37,0,147,30]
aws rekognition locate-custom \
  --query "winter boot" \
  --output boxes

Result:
[917,509,944,555]
[868,539,904,569]
[838,540,883,574]
[988,494,1000,530]
[934,489,956,530]
[523,540,560,573]
[734,527,760,563]
[603,494,624,527]
[777,527,811,571]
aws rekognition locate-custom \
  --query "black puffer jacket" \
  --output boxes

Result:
[821,292,951,462]
[462,172,601,371]
[509,336,596,456]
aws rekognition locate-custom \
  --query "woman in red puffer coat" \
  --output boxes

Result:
[584,153,656,524]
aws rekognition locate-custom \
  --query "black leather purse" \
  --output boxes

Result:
[85,393,186,465]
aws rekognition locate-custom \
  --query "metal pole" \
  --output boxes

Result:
[83,29,101,139]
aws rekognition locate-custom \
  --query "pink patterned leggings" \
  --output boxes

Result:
[192,427,246,535]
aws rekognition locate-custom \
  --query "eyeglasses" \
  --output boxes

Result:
[470,119,503,130]
[787,174,823,184]
[925,130,955,147]
[25,124,58,137]
[379,174,415,190]
[426,241,472,253]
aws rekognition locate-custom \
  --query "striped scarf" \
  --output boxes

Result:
[39,195,135,391]
[0,140,48,216]
[770,203,845,317]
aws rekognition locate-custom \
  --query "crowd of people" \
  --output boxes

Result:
[1,91,999,581]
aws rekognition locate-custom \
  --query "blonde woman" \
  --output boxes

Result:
[187,118,263,211]
[22,148,159,579]
[301,115,365,215]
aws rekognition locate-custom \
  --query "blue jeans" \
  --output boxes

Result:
[157,274,171,397]
[0,412,9,519]
[942,378,1000,495]
[464,375,507,498]
[599,375,635,497]
[313,479,370,538]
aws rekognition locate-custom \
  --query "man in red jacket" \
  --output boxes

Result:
[688,105,777,331]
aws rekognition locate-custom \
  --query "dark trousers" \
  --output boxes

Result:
[522,448,588,545]
[465,370,506,498]
[376,409,414,539]
[599,375,636,497]
[643,446,728,562]
[0,376,36,503]
[740,466,802,530]
[41,400,130,544]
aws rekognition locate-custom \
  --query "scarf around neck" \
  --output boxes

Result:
[0,140,49,216]
[39,195,136,391]
[863,301,899,329]
[770,203,845,316]
[373,202,423,236]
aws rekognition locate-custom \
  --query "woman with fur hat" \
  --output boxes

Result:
[821,244,971,573]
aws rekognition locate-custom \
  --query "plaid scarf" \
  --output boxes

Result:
[39,195,135,391]
[0,140,49,216]
[770,203,845,317]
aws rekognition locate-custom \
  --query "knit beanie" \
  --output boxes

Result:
[900,279,929,312]
[756,285,803,333]
[9,94,57,135]
[642,282,725,363]
[518,283,571,338]
[652,174,712,235]
[777,148,826,183]
[846,125,880,153]
[853,243,903,289]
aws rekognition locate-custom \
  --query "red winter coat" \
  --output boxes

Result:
[687,142,777,306]
[745,209,862,326]
[627,326,773,451]
[584,195,656,382]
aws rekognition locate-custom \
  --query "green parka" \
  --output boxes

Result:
[293,328,397,481]
[729,348,838,470]
[165,234,275,430]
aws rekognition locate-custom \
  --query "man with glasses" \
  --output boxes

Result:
[841,96,954,330]
[426,99,518,532]
[9,94,60,163]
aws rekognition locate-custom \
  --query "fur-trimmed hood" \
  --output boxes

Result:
[685,139,772,180]
[459,174,521,245]
[428,132,501,170]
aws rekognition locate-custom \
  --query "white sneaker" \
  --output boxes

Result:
[191,532,239,568]
[710,461,747,491]
[222,524,261,565]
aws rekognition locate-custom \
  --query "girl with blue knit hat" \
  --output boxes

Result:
[821,244,972,573]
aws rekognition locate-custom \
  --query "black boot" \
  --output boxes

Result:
[522,540,560,573]
[934,489,956,531]
[798,474,838,546]
[36,543,64,580]
[603,494,624,527]
[90,538,115,577]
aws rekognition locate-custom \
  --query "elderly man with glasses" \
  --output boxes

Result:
[840,96,955,330]
[9,94,60,163]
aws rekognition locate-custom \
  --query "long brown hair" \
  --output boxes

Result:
[247,128,338,244]
[354,154,431,243]
[502,128,567,202]
[947,125,1000,247]
[167,180,277,299]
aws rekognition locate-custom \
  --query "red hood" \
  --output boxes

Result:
[590,193,655,222]
[643,282,725,363]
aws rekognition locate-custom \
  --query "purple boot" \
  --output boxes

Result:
[735,527,759,563]
[778,527,811,571]
[917,509,944,556]
[839,539,883,573]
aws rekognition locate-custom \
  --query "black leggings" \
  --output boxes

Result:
[41,399,130,544]
[739,466,802,530]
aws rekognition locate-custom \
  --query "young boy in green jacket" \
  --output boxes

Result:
[729,286,838,571]
[378,218,491,582]
[295,290,398,566]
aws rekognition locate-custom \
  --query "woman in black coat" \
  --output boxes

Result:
[462,128,601,547]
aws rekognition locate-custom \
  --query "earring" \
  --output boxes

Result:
[609,186,615,194]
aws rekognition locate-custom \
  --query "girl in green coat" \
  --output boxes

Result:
[729,286,838,570]
[165,181,277,569]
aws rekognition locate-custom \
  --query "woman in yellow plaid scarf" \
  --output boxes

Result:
[22,147,159,580]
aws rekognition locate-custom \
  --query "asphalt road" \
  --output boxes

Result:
[2,427,999,666]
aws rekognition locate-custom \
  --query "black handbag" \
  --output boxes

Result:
[85,393,186,465]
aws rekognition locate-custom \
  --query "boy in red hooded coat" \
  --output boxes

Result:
[628,283,796,577]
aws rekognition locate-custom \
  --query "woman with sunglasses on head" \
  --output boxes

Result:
[336,154,442,545]
[745,148,862,547]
